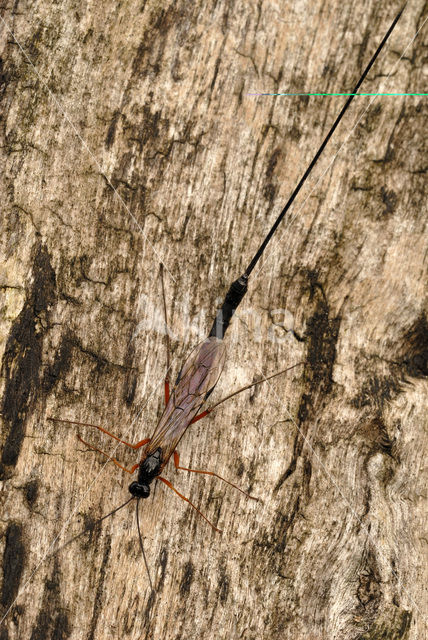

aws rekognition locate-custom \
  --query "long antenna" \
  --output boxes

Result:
[136,499,154,592]
[209,5,405,339]
[44,497,135,560]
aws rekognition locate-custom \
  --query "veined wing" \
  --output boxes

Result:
[146,337,226,466]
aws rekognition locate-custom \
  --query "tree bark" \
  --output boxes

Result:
[0,1,426,639]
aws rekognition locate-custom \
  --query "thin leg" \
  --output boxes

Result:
[47,416,150,450]
[190,410,211,424]
[158,476,222,533]
[188,363,303,424]
[160,263,171,404]
[173,451,258,501]
[77,435,139,474]
[207,362,304,413]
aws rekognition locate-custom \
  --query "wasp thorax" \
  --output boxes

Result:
[137,447,162,481]
[129,450,162,498]
[129,448,163,500]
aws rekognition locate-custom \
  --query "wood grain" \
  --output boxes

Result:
[0,1,426,639]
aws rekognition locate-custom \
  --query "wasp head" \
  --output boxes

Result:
[129,481,150,498]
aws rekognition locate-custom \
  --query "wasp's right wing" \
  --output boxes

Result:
[145,337,226,465]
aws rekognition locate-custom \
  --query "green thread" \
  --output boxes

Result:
[248,92,426,96]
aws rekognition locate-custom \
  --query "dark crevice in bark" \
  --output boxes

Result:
[87,538,111,640]
[1,523,25,612]
[275,271,341,493]
[1,243,56,474]
[30,560,71,640]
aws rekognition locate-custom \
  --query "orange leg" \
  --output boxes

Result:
[77,435,140,474]
[48,416,150,449]
[164,379,170,405]
[187,362,304,427]
[173,451,258,501]
[158,476,222,533]
[189,409,211,424]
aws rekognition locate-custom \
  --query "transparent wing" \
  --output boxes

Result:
[145,337,226,466]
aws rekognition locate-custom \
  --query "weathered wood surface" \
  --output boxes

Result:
[0,1,426,639]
